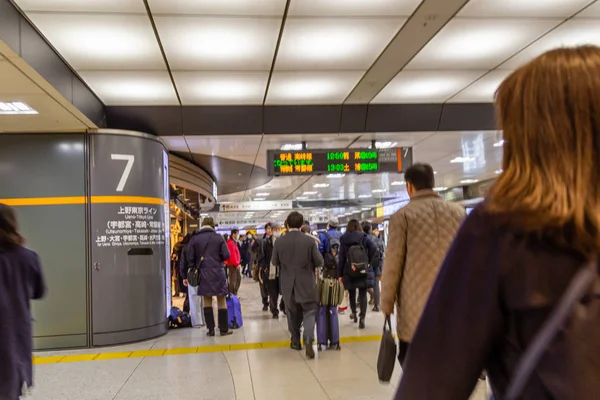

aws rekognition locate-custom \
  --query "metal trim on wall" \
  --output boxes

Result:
[88,128,167,149]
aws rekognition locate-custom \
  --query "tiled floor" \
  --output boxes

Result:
[30,277,488,399]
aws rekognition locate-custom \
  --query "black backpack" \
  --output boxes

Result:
[323,232,340,279]
[346,239,369,278]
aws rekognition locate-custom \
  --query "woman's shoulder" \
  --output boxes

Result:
[1,245,40,264]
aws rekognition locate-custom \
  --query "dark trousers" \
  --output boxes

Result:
[268,279,285,315]
[259,282,269,306]
[398,340,410,367]
[349,287,368,318]
[227,265,239,295]
[285,289,317,345]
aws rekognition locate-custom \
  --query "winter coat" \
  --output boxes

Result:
[240,239,252,265]
[185,227,230,297]
[318,228,340,256]
[371,235,385,277]
[338,230,377,290]
[395,205,600,400]
[225,238,241,267]
[381,189,465,342]
[0,245,45,400]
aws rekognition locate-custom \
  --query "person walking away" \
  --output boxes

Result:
[338,219,377,329]
[363,222,384,312]
[241,233,253,278]
[225,229,242,296]
[301,221,321,249]
[185,217,232,337]
[179,232,204,327]
[380,163,464,367]
[272,211,324,359]
[0,204,46,400]
[318,217,341,258]
[394,46,600,399]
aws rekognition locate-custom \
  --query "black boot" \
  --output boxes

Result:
[204,307,215,337]
[218,309,233,336]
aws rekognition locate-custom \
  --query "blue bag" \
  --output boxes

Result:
[168,306,191,329]
[226,294,243,329]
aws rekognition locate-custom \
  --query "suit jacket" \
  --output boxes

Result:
[272,230,324,305]
[381,190,465,342]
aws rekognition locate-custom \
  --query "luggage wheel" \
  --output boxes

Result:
[335,344,341,351]
[317,344,323,352]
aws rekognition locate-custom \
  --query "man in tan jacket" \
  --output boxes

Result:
[381,163,465,366]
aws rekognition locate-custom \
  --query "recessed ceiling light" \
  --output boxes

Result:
[303,191,318,195]
[358,194,372,198]
[391,181,405,186]
[450,156,476,163]
[361,207,371,211]
[460,179,479,184]
[433,187,448,191]
[372,189,385,193]
[495,169,503,174]
[296,196,309,200]
[493,140,505,147]
[0,102,38,115]
[374,141,398,149]
[313,183,329,188]
[255,192,270,196]
[327,173,346,178]
[253,198,266,201]
[281,143,303,151]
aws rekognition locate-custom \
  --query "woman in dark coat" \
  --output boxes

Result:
[338,219,377,329]
[183,217,232,337]
[0,204,45,400]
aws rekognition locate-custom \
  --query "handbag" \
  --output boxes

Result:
[187,237,212,287]
[377,315,397,383]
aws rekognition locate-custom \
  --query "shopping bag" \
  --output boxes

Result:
[377,316,397,383]
[187,284,205,327]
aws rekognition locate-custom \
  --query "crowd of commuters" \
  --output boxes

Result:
[4,45,600,400]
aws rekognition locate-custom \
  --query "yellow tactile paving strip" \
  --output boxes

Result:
[33,335,383,365]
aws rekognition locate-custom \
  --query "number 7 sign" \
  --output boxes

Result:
[111,154,135,192]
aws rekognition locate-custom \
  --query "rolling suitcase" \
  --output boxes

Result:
[316,305,341,351]
[226,294,243,329]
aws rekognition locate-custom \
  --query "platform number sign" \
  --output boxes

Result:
[111,154,135,192]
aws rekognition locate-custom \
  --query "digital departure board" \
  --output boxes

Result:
[267,147,413,176]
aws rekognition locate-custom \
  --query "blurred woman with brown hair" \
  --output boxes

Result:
[0,204,46,400]
[395,46,600,399]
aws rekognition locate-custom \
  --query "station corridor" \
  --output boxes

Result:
[29,278,488,400]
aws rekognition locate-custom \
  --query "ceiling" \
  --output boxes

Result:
[0,40,95,132]
[12,0,600,107]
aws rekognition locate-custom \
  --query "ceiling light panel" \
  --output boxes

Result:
[148,0,285,16]
[500,20,600,70]
[373,70,484,103]
[27,14,165,70]
[405,18,560,70]
[448,70,512,103]
[15,0,144,12]
[154,17,281,70]
[174,72,268,105]
[78,71,178,105]
[288,0,422,17]
[458,0,593,18]
[266,71,364,105]
[275,18,405,70]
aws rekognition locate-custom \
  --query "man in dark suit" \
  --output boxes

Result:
[272,211,324,359]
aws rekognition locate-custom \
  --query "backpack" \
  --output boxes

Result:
[346,239,369,279]
[168,307,191,329]
[505,260,600,399]
[323,232,340,279]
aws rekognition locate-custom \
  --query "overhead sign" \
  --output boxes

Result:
[219,200,293,212]
[267,147,413,176]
